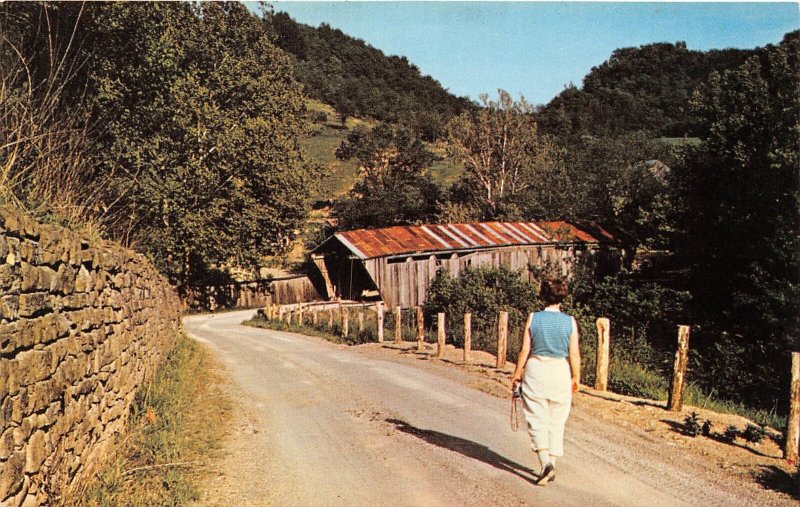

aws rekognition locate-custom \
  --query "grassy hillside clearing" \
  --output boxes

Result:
[302,99,463,199]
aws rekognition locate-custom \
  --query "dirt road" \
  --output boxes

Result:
[185,311,792,507]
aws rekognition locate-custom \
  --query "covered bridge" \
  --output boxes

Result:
[310,221,623,309]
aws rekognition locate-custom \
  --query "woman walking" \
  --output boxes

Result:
[511,277,581,485]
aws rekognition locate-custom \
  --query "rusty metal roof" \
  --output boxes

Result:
[322,221,612,260]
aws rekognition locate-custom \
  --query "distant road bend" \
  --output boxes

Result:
[185,311,786,507]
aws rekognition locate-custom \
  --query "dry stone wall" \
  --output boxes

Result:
[0,207,181,506]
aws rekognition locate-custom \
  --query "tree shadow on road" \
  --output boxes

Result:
[755,465,800,500]
[386,418,538,484]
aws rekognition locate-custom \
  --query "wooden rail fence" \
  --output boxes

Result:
[259,303,800,463]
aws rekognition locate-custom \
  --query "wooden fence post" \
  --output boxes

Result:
[358,311,364,333]
[377,303,384,343]
[394,306,402,343]
[437,313,446,358]
[278,305,285,322]
[342,309,349,338]
[416,306,424,351]
[328,308,334,328]
[667,325,691,411]
[786,352,800,464]
[312,309,318,326]
[464,313,472,363]
[595,317,610,391]
[497,311,508,369]
[298,305,304,326]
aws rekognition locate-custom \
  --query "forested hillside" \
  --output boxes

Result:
[267,11,474,140]
[537,41,753,138]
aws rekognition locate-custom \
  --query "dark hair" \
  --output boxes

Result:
[540,277,569,305]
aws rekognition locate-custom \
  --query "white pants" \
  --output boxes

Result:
[521,355,572,457]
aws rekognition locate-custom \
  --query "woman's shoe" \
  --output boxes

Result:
[536,463,556,485]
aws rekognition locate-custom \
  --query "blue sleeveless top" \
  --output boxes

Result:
[529,310,573,358]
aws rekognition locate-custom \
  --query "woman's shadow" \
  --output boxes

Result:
[386,418,538,484]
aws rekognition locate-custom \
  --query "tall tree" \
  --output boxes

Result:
[90,2,316,284]
[333,124,440,229]
[674,31,800,407]
[560,133,675,245]
[445,90,561,218]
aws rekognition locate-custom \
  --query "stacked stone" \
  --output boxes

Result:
[0,207,181,506]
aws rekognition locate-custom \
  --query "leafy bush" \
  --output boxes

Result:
[425,266,540,358]
[607,361,669,400]
[683,385,785,430]
[563,299,599,387]
[742,424,766,444]
[723,425,739,443]
[382,307,426,342]
[683,411,702,437]
[588,273,690,370]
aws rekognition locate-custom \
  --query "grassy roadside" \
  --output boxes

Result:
[243,311,430,346]
[243,315,357,344]
[81,334,232,506]
[604,359,785,430]
[576,329,786,430]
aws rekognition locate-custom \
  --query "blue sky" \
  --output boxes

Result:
[261,2,799,105]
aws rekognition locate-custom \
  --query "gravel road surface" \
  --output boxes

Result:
[185,311,790,507]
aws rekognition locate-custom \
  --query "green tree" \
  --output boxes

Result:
[560,133,676,247]
[332,87,357,126]
[425,266,540,353]
[90,3,316,284]
[269,11,307,59]
[674,31,800,408]
[333,124,440,229]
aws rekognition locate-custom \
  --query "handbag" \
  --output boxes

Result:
[511,383,524,431]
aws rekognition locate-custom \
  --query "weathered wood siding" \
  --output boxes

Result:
[271,275,323,305]
[364,244,590,308]
[181,276,322,310]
